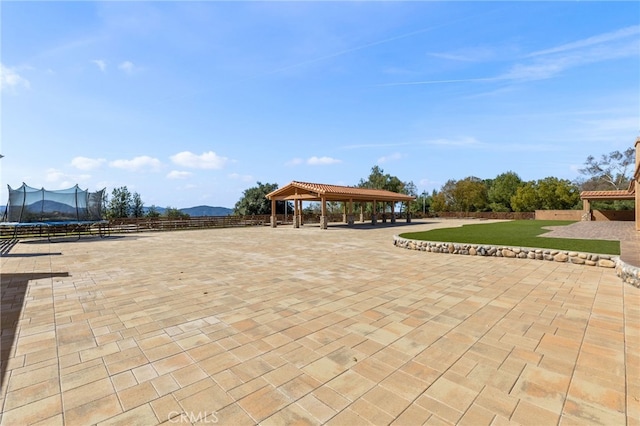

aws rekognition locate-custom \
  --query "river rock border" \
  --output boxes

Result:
[393,236,618,268]
[615,260,640,288]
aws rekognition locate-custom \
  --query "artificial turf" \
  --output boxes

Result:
[399,220,620,255]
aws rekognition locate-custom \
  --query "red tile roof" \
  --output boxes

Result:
[580,189,635,200]
[266,181,416,202]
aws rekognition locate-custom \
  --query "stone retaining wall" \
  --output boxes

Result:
[615,260,640,288]
[393,236,617,268]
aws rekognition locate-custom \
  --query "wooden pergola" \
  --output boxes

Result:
[266,181,416,229]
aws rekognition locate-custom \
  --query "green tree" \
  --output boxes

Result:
[578,147,634,190]
[146,205,161,218]
[511,182,541,212]
[165,207,189,219]
[488,171,523,212]
[452,177,488,212]
[234,182,291,215]
[537,177,580,210]
[131,192,145,218]
[107,186,132,218]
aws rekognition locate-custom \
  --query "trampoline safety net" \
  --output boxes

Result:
[3,183,105,223]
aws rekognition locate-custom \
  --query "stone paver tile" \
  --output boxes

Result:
[325,408,372,426]
[212,403,256,426]
[131,363,159,383]
[7,364,59,392]
[390,403,432,425]
[296,394,336,424]
[457,403,496,426]
[510,400,559,425]
[0,394,61,425]
[152,353,193,376]
[362,385,412,418]
[60,362,110,392]
[326,370,375,402]
[279,374,322,401]
[228,376,269,401]
[111,371,138,391]
[415,394,463,424]
[350,398,395,425]
[302,357,345,383]
[351,357,395,383]
[199,351,241,376]
[510,364,571,413]
[170,364,208,388]
[63,394,122,426]
[79,342,120,363]
[475,385,519,419]
[562,397,626,425]
[2,377,59,412]
[380,370,430,401]
[97,403,158,426]
[150,374,180,397]
[312,385,351,412]
[117,381,159,411]
[62,377,115,410]
[236,384,290,423]
[150,395,182,423]
[262,363,302,387]
[186,341,225,362]
[30,413,64,426]
[423,375,479,413]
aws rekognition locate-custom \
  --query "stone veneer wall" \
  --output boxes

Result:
[393,235,617,268]
[615,260,640,288]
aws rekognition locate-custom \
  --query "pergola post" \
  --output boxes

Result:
[371,200,377,225]
[582,198,592,221]
[270,199,277,228]
[347,199,354,226]
[293,196,300,228]
[391,202,396,223]
[320,196,328,229]
[343,202,347,223]
[406,202,412,222]
[360,204,364,222]
[298,199,304,226]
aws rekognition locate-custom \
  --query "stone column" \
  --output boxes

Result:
[320,196,328,230]
[360,204,364,222]
[636,137,640,230]
[406,206,411,223]
[347,199,355,226]
[298,200,304,226]
[270,199,277,228]
[582,199,591,221]
[343,202,347,223]
[371,200,377,225]
[391,202,396,223]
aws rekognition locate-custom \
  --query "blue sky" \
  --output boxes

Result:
[2,2,639,209]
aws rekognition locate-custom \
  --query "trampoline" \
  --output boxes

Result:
[1,183,108,241]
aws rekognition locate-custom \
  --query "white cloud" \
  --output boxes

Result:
[1,64,30,91]
[527,25,640,58]
[167,170,193,179]
[92,59,107,72]
[428,46,497,62]
[307,156,341,166]
[377,153,403,164]
[228,173,253,182]
[170,151,228,169]
[71,156,106,170]
[44,168,90,187]
[109,156,162,172]
[118,61,136,74]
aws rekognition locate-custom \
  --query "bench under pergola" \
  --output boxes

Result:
[266,181,416,229]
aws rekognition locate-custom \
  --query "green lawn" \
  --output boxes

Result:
[400,220,620,255]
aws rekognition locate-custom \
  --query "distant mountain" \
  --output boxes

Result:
[144,205,232,217]
[180,205,232,217]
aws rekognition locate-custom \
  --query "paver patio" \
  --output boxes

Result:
[1,219,638,425]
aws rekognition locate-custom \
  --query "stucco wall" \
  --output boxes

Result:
[535,210,635,221]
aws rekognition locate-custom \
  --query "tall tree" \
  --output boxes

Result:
[107,186,132,218]
[488,171,523,212]
[578,147,634,190]
[131,192,145,218]
[452,177,488,212]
